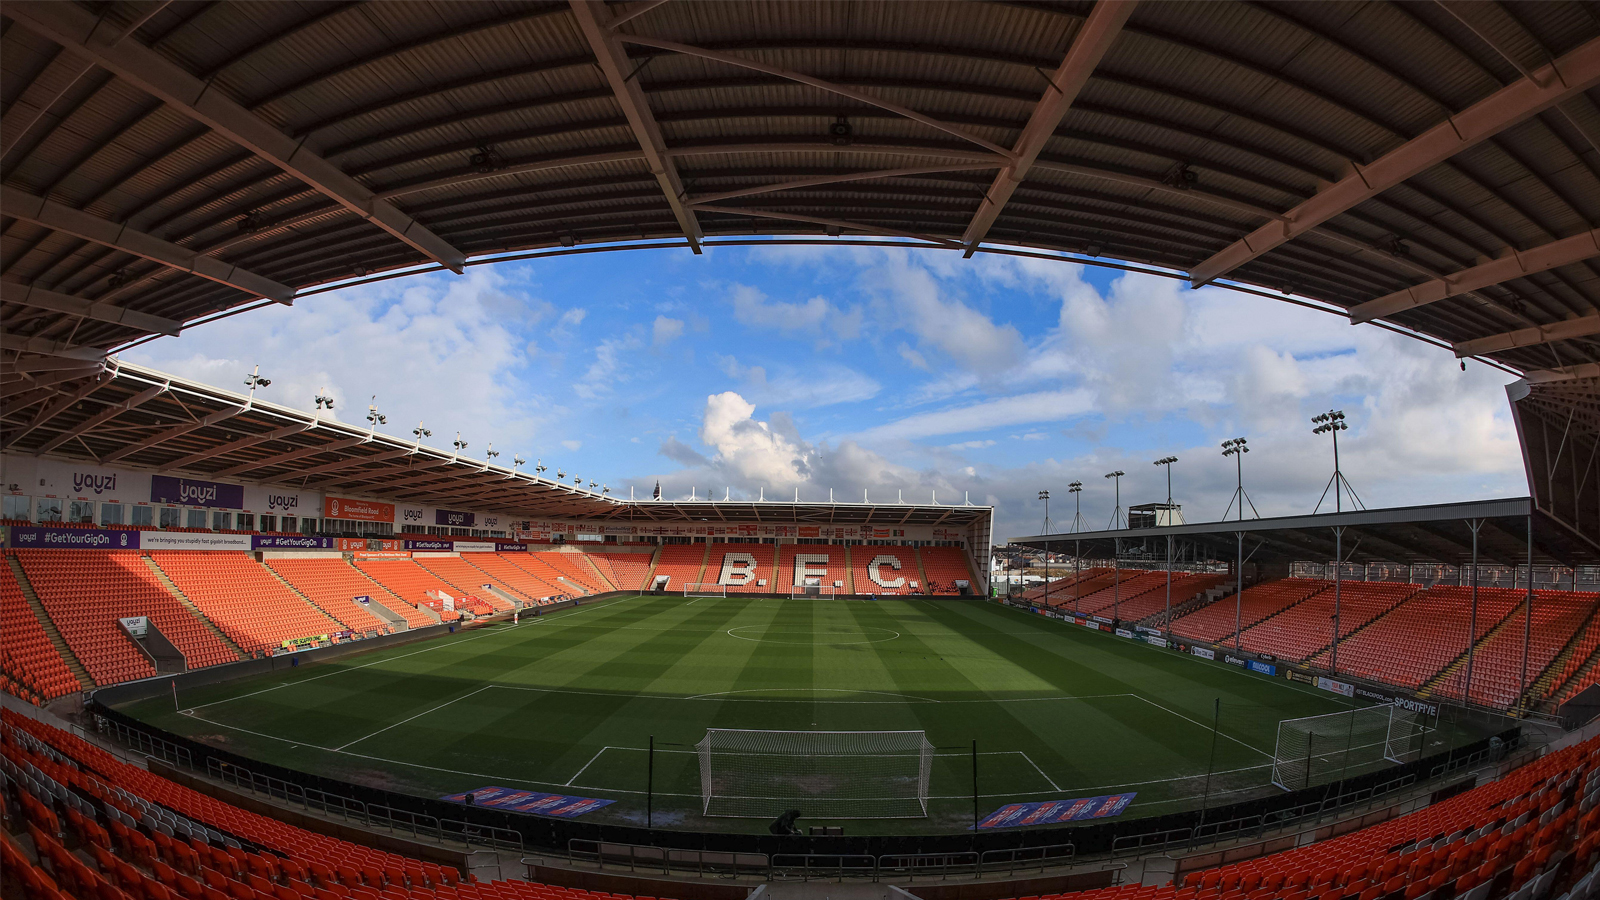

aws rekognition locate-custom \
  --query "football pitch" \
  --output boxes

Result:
[118,595,1425,835]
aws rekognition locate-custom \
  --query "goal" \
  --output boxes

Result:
[790,586,838,599]
[683,583,726,598]
[697,728,934,819]
[1270,704,1427,792]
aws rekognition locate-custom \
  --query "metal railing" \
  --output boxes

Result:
[562,839,769,878]
[977,841,1077,876]
[877,851,980,882]
[98,715,192,769]
[771,853,878,882]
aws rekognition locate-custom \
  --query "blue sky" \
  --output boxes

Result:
[126,241,1529,540]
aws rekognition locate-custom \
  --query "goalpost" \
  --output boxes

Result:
[1270,704,1427,792]
[790,586,838,599]
[697,728,934,818]
[683,583,727,598]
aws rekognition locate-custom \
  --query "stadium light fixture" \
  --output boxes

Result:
[1220,438,1259,521]
[536,459,548,475]
[1037,489,1052,534]
[453,433,469,453]
[513,455,525,470]
[1104,471,1126,530]
[412,421,432,441]
[486,444,500,460]
[557,469,566,479]
[1311,410,1364,514]
[243,365,270,397]
[365,396,386,429]
[313,388,334,410]
[1153,456,1178,506]
[1067,480,1087,533]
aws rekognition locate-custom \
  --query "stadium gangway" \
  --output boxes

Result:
[559,839,769,879]
[198,754,526,855]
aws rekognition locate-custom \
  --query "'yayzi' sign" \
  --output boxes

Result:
[150,475,243,509]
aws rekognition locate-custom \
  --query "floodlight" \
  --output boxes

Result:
[453,433,468,452]
[536,460,548,474]
[366,396,386,427]
[413,421,432,439]
[1312,410,1361,513]
[314,388,335,410]
[243,365,270,395]
[1104,470,1123,479]
[486,444,500,460]
[513,455,526,469]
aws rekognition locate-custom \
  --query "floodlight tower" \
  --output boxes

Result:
[1312,410,1364,514]
[1220,438,1258,521]
[1104,471,1126,530]
[1038,490,1053,534]
[1067,481,1088,533]
[1153,456,1178,505]
[1038,489,1053,608]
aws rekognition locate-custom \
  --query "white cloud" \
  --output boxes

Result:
[718,357,880,408]
[561,440,583,451]
[854,388,1096,442]
[652,315,684,347]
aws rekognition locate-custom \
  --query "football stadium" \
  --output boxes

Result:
[4,1,1600,899]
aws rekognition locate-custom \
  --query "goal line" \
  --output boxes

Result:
[683,583,726,597]
[697,728,933,819]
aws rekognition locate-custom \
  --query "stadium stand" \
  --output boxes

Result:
[919,547,976,594]
[1073,572,1169,618]
[1238,580,1419,662]
[1168,578,1329,645]
[352,558,469,621]
[264,558,426,631]
[458,552,562,604]
[852,546,919,595]
[14,550,236,684]
[1544,615,1600,709]
[1097,573,1231,625]
[0,562,78,703]
[585,551,653,592]
[412,556,515,612]
[1431,591,1600,709]
[706,543,777,593]
[777,544,847,592]
[651,544,708,591]
[1044,572,1121,609]
[1018,567,1113,603]
[530,551,606,594]
[1310,586,1525,691]
[147,552,345,655]
[1,708,649,900]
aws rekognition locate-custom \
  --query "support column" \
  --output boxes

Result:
[1331,526,1343,674]
[1522,514,1534,709]
[1465,519,1482,703]
[1234,531,1244,652]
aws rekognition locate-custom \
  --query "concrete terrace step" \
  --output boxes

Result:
[8,556,94,690]
[140,555,249,660]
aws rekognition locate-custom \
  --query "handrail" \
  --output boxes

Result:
[877,850,980,882]
[977,841,1076,875]
[770,853,878,882]
[564,838,769,878]
[97,715,192,769]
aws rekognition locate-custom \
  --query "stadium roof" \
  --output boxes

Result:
[2,0,1600,384]
[1008,496,1600,567]
[0,357,991,526]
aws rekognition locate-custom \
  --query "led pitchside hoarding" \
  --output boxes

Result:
[7,526,140,549]
[253,535,336,550]
[150,475,244,509]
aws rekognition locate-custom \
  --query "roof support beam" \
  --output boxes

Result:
[960,0,1136,256]
[100,403,246,464]
[1,186,295,303]
[1525,362,1600,384]
[690,165,997,205]
[690,204,963,247]
[316,458,450,491]
[617,33,1017,159]
[1454,314,1600,358]
[2,371,115,450]
[1187,34,1600,287]
[0,280,183,336]
[297,448,416,481]
[164,421,316,471]
[3,1,467,274]
[213,436,366,477]
[1349,228,1600,324]
[34,379,169,456]
[0,331,108,360]
[570,1,703,253]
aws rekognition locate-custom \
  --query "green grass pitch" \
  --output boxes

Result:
[118,595,1397,835]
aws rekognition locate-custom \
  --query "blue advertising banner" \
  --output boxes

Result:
[404,539,453,551]
[975,793,1136,829]
[252,535,335,550]
[150,474,244,509]
[435,509,475,527]
[1247,660,1277,676]
[7,526,140,550]
[440,786,613,818]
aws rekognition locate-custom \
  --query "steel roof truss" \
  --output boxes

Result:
[100,402,246,464]
[163,421,316,471]
[0,280,183,336]
[2,372,115,450]
[33,380,168,456]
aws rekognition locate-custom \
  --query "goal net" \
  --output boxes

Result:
[697,728,934,819]
[790,586,838,599]
[683,583,726,597]
[1271,704,1427,792]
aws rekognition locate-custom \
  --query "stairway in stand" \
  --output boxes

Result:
[8,556,94,690]
[141,556,248,660]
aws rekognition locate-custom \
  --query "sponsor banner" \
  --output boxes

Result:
[441,786,614,818]
[1351,684,1438,717]
[141,532,253,552]
[1316,676,1355,698]
[279,635,325,652]
[454,541,498,553]
[574,533,604,542]
[7,526,139,550]
[1092,615,1113,624]
[325,496,395,523]
[1248,660,1278,676]
[495,542,526,552]
[1135,625,1162,635]
[1191,646,1216,660]
[1080,619,1100,630]
[1145,635,1169,648]
[976,793,1137,829]
[436,509,476,527]
[337,538,368,552]
[404,539,453,551]
[353,596,371,605]
[372,539,404,551]
[252,535,335,550]
[120,616,149,638]
[355,550,412,560]
[257,489,307,515]
[398,506,427,528]
[1115,628,1135,639]
[150,474,243,509]
[1286,669,1316,685]
[1224,654,1248,668]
